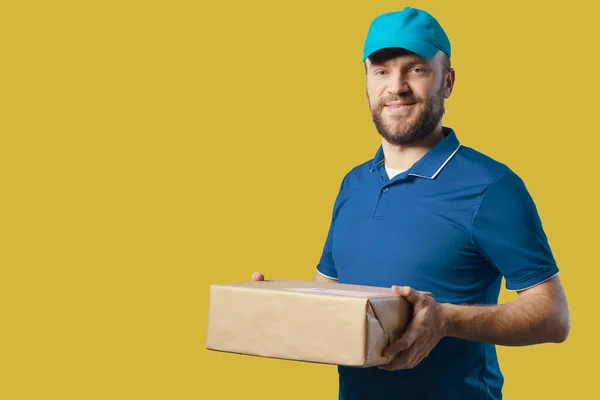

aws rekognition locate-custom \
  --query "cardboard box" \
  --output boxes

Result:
[206,279,412,367]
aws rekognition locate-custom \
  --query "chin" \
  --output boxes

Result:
[384,113,414,125]
[386,123,413,137]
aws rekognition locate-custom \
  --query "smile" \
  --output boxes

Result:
[385,101,415,108]
[384,102,415,114]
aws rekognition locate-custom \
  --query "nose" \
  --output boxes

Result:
[387,72,410,95]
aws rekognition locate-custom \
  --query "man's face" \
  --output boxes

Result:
[365,49,451,146]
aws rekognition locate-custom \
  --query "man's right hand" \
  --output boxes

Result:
[251,272,265,281]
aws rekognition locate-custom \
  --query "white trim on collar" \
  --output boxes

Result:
[410,144,461,179]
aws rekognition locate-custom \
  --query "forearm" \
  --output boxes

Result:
[440,294,569,346]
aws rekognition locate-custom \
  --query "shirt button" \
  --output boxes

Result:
[383,188,389,193]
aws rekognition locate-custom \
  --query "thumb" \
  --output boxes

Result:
[392,285,419,303]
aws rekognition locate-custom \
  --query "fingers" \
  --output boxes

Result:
[379,349,417,371]
[379,348,424,371]
[380,334,436,371]
[251,272,265,281]
[379,340,427,371]
[383,330,418,357]
[388,345,432,371]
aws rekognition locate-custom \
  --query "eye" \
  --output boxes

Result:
[374,69,387,76]
[411,67,426,73]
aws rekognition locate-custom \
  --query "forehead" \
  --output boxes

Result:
[366,48,431,67]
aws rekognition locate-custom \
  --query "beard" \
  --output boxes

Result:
[369,84,445,146]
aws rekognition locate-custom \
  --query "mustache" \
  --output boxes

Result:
[378,94,420,105]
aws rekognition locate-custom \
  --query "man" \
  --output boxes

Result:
[252,6,570,400]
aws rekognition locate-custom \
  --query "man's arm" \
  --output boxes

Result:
[380,275,570,371]
[440,171,571,345]
[441,275,570,345]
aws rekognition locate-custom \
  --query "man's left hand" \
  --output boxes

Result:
[379,285,447,371]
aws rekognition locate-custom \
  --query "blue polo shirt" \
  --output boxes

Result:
[316,127,559,400]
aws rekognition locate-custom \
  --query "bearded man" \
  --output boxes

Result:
[252,7,570,400]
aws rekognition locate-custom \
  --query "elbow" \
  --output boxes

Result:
[549,308,571,343]
[549,324,569,343]
[553,318,570,343]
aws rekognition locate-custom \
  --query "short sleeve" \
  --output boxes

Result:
[316,175,349,280]
[316,218,338,280]
[471,172,559,291]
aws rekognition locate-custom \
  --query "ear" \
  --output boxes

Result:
[444,68,455,99]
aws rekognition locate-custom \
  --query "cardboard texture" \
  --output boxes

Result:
[205,280,412,367]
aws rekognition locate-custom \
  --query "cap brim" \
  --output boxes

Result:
[362,39,439,62]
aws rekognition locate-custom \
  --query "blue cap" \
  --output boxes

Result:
[362,7,451,62]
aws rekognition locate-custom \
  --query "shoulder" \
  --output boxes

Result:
[328,159,376,217]
[452,145,518,186]
[456,147,538,213]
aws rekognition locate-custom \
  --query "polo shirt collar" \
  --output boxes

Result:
[369,127,461,179]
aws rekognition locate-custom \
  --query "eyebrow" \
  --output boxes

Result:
[369,59,429,69]
[403,60,429,68]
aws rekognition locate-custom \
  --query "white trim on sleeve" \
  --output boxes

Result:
[316,269,338,281]
[508,272,559,291]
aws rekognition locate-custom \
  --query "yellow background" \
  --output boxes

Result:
[1,0,597,398]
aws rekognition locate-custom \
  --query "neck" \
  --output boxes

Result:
[382,125,446,170]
